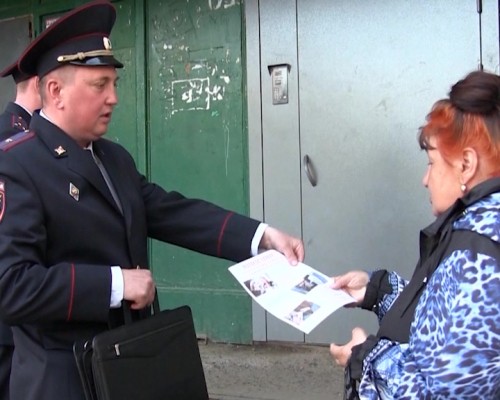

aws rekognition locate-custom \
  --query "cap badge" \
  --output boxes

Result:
[69,182,80,201]
[54,145,66,156]
[103,37,112,50]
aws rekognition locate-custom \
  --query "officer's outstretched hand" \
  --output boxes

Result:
[259,226,304,265]
[122,268,156,309]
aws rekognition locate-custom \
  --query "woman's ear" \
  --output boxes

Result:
[460,147,478,185]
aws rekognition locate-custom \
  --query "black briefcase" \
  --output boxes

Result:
[73,302,209,400]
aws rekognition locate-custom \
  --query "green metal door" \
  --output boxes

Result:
[147,0,252,343]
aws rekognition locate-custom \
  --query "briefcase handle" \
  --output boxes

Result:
[123,288,161,325]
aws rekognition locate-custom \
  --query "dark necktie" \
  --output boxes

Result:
[85,148,123,214]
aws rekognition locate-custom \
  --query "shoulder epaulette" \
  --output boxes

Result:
[0,130,36,152]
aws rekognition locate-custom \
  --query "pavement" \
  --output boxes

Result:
[199,341,344,400]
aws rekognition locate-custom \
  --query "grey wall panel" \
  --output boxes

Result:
[248,0,499,344]
[298,0,486,344]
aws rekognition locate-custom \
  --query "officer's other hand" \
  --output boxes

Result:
[122,268,156,309]
[259,226,305,265]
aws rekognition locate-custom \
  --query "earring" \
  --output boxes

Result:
[460,184,467,192]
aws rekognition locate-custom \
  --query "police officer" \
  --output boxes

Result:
[0,58,41,400]
[0,62,41,140]
[0,2,303,400]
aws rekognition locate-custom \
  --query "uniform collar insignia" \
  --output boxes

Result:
[54,145,66,156]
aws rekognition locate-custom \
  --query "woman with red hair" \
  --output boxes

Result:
[330,70,500,399]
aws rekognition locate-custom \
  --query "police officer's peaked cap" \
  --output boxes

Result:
[18,0,123,78]
[0,61,32,84]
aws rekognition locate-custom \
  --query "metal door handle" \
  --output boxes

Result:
[303,155,317,187]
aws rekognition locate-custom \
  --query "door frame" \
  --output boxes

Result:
[245,0,267,341]
[245,0,304,342]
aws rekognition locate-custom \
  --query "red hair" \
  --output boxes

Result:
[418,99,500,178]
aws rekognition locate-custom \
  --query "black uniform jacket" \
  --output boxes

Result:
[0,102,31,141]
[0,102,32,400]
[0,102,32,350]
[0,113,260,400]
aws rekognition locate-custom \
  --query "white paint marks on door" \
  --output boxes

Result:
[208,0,238,11]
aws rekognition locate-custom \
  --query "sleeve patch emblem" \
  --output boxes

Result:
[0,181,5,223]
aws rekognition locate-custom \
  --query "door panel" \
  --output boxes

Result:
[256,0,499,344]
[147,0,253,343]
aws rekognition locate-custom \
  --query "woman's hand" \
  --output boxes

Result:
[330,270,370,305]
[330,327,368,367]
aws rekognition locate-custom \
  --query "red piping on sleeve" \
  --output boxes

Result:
[217,212,234,257]
[67,263,75,321]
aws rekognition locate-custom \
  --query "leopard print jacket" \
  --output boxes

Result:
[358,192,500,399]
